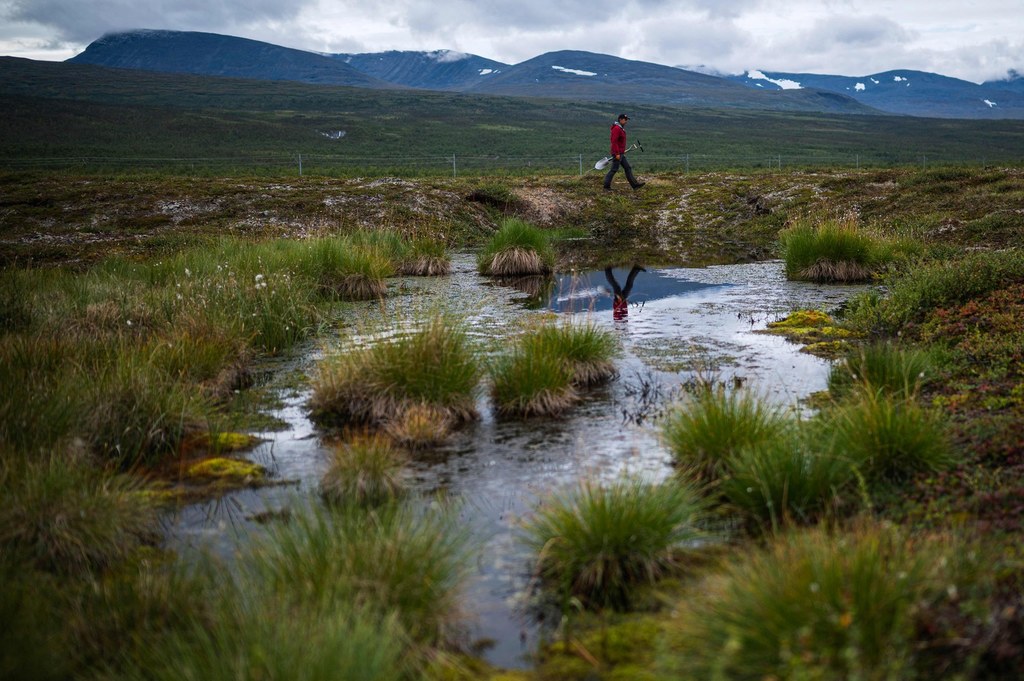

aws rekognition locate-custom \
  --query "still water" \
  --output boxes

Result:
[165,253,864,668]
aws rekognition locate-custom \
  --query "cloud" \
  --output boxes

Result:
[0,0,1020,83]
[3,0,307,43]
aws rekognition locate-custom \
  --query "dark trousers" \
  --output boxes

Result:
[603,155,640,188]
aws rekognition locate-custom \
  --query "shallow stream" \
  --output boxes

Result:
[165,253,864,669]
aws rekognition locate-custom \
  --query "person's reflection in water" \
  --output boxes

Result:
[604,264,645,320]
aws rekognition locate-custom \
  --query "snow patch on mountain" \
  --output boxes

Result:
[894,75,908,82]
[854,82,866,91]
[984,100,998,108]
[746,70,802,90]
[479,68,495,75]
[551,65,596,77]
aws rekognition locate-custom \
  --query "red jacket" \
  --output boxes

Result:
[609,122,627,156]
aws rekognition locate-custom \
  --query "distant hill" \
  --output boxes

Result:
[67,31,873,116]
[68,29,395,89]
[983,70,1024,95]
[334,50,508,91]
[462,50,873,114]
[62,29,1024,119]
[728,69,1024,119]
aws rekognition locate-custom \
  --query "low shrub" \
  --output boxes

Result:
[522,477,707,611]
[843,249,1024,335]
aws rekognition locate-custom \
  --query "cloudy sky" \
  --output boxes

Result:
[1,0,1021,83]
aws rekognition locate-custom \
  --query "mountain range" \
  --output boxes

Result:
[68,29,1024,120]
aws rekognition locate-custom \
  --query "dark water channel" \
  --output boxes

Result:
[165,253,865,669]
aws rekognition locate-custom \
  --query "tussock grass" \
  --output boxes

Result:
[826,388,954,483]
[0,451,158,574]
[477,218,554,276]
[305,237,393,300]
[660,523,978,679]
[320,433,408,507]
[125,593,410,681]
[82,348,208,464]
[529,321,619,387]
[522,477,707,610]
[661,387,790,480]
[780,215,910,283]
[384,402,455,449]
[828,342,933,400]
[719,431,855,530]
[398,238,451,276]
[843,249,1024,335]
[489,343,578,418]
[310,315,481,431]
[252,503,470,647]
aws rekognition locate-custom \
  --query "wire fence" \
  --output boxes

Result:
[3,151,1020,176]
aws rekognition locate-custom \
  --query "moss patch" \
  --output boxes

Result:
[759,309,860,352]
[185,457,266,483]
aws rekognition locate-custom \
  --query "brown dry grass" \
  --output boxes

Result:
[570,359,618,387]
[398,257,451,277]
[493,385,579,418]
[384,403,455,449]
[799,259,874,283]
[332,275,388,301]
[485,247,550,277]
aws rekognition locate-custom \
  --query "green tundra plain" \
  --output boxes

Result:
[2,58,1024,680]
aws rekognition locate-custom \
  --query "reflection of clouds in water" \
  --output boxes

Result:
[163,253,868,670]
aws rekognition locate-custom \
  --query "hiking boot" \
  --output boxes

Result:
[602,186,611,191]
[632,181,646,190]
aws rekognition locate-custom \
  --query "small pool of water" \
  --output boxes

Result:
[164,254,865,669]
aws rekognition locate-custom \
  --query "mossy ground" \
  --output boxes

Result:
[2,167,1023,679]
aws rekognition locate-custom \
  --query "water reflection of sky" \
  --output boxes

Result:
[164,253,868,671]
[547,266,731,314]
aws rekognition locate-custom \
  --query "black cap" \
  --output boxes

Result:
[617,113,630,120]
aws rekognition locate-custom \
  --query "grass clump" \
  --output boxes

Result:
[660,523,979,680]
[529,321,619,386]
[398,238,451,276]
[305,237,394,300]
[310,315,481,433]
[827,342,934,400]
[522,477,707,610]
[780,215,909,283]
[320,433,407,507]
[661,387,790,480]
[0,451,158,575]
[488,319,617,418]
[125,592,410,681]
[489,341,578,418]
[826,388,954,484]
[477,217,555,277]
[252,503,470,647]
[719,431,856,530]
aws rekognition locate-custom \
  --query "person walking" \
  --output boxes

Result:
[603,114,645,191]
